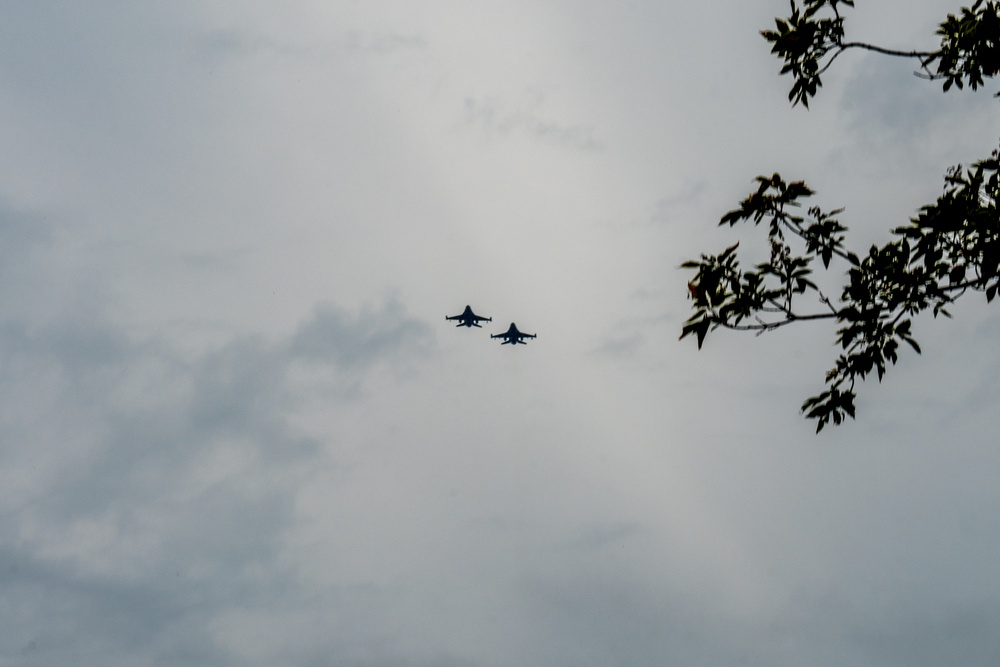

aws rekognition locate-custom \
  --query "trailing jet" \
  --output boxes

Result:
[491,322,536,345]
[446,305,492,328]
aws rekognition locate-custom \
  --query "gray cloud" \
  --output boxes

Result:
[462,93,605,151]
[287,298,435,372]
[590,331,644,358]
[194,26,425,65]
[840,55,996,151]
[0,289,434,665]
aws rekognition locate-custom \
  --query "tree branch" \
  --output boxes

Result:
[716,308,842,333]
[818,42,939,77]
[837,42,937,59]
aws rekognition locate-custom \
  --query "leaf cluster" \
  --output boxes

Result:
[682,1,1000,429]
[681,149,1000,430]
[763,0,998,107]
[924,0,1000,93]
[761,0,853,107]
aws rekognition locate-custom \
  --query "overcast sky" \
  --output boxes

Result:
[2,2,1000,666]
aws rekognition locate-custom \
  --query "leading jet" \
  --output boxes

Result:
[491,322,536,345]
[446,305,492,328]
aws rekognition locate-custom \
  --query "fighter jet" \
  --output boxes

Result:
[446,305,492,328]
[491,322,536,345]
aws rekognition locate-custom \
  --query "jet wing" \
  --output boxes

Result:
[447,307,490,322]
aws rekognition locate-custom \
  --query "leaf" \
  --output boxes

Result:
[679,318,711,350]
[720,241,741,258]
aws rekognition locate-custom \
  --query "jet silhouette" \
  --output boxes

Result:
[491,322,536,345]
[446,305,492,328]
